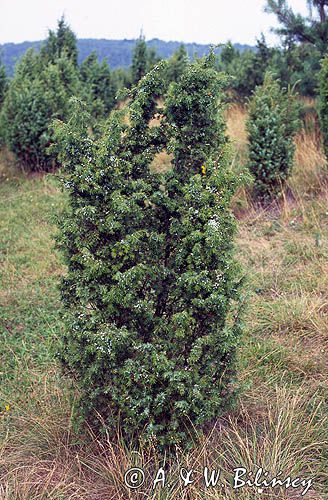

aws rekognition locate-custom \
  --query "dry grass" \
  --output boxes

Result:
[150,150,173,173]
[0,103,327,499]
[225,103,248,154]
[290,128,327,197]
[0,384,326,499]
[0,384,326,498]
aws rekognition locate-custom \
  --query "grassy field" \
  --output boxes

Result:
[0,105,327,499]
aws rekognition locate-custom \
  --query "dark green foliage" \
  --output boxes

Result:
[269,41,321,97]
[111,67,131,89]
[227,50,263,99]
[147,47,161,71]
[80,52,117,118]
[14,47,43,79]
[54,55,243,450]
[0,57,7,107]
[130,36,162,85]
[218,36,276,100]
[166,44,189,83]
[0,57,8,144]
[0,48,80,170]
[158,55,242,445]
[246,72,299,200]
[220,41,238,66]
[0,17,81,171]
[131,35,148,84]
[265,0,328,54]
[263,0,327,97]
[318,53,328,159]
[216,21,323,99]
[41,15,78,66]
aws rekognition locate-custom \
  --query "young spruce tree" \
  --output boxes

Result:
[54,55,242,449]
[246,72,299,200]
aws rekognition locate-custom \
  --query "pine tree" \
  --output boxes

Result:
[53,55,243,450]
[246,72,299,200]
[263,2,326,97]
[265,0,328,54]
[318,53,328,160]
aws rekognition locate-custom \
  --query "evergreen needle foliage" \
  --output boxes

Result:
[318,52,328,161]
[130,35,148,85]
[0,57,8,144]
[80,51,117,119]
[53,55,243,450]
[0,57,7,107]
[0,51,79,170]
[166,44,189,84]
[246,72,299,200]
[0,19,81,171]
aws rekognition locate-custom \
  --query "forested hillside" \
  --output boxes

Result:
[0,38,253,76]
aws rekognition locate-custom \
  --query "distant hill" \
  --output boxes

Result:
[0,38,255,76]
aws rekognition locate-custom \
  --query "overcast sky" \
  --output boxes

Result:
[0,0,309,45]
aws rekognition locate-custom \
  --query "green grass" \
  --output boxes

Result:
[0,119,327,498]
[0,170,66,411]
